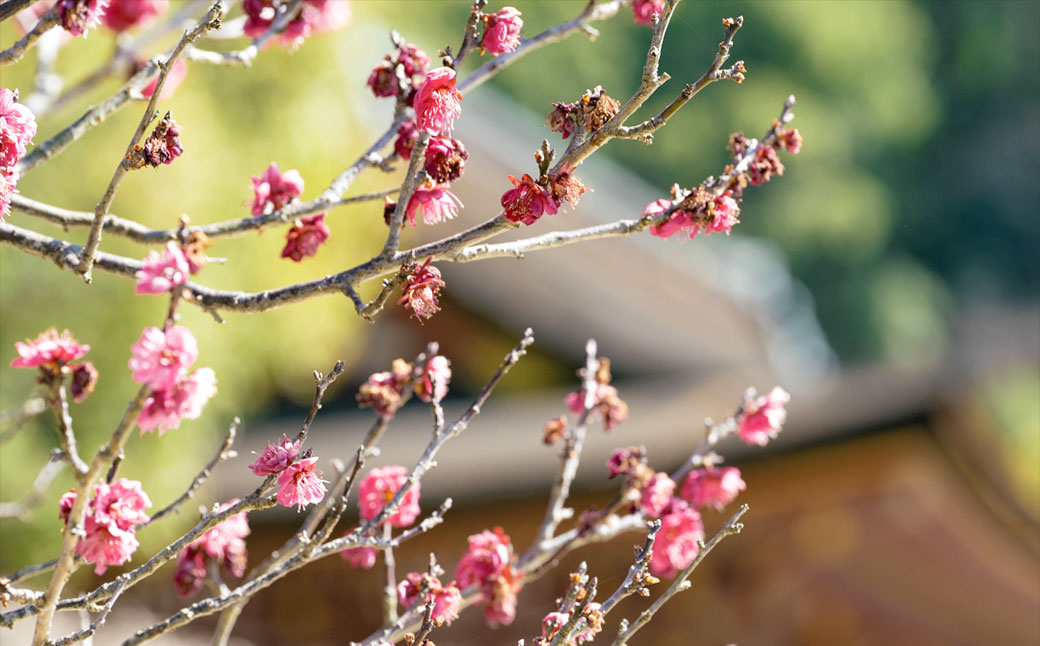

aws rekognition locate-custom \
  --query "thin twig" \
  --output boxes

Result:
[0,5,59,66]
[146,419,238,526]
[46,579,127,646]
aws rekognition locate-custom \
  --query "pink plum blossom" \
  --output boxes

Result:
[681,466,746,511]
[173,548,206,597]
[485,565,522,627]
[358,465,420,527]
[102,0,167,31]
[57,0,109,36]
[276,456,327,510]
[501,173,557,225]
[405,185,462,226]
[645,198,696,240]
[482,7,522,56]
[250,162,305,216]
[640,472,675,518]
[779,128,803,154]
[128,325,198,390]
[0,88,37,171]
[356,359,411,419]
[398,258,445,322]
[173,500,249,596]
[397,572,462,625]
[244,0,350,48]
[566,383,628,431]
[413,67,462,136]
[632,0,666,26]
[455,527,512,589]
[704,192,740,235]
[738,386,790,446]
[137,367,217,434]
[249,436,301,476]
[281,214,330,262]
[70,361,99,402]
[649,499,704,578]
[423,136,467,183]
[10,328,89,369]
[0,170,16,220]
[394,119,419,159]
[606,447,642,478]
[340,540,377,569]
[416,355,451,403]
[136,241,190,295]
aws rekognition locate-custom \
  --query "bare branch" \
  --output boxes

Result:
[0,5,59,66]
[46,579,127,646]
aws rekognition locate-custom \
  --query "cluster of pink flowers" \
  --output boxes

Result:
[501,163,587,226]
[738,386,790,446]
[397,571,463,625]
[243,0,350,48]
[413,67,462,137]
[366,42,430,100]
[249,436,327,510]
[481,7,523,56]
[398,258,446,322]
[56,0,109,36]
[631,0,666,26]
[0,88,36,220]
[10,328,99,400]
[281,213,330,261]
[646,189,741,241]
[250,162,305,216]
[59,478,151,574]
[455,527,523,626]
[358,465,421,527]
[173,499,249,596]
[130,325,217,434]
[681,466,746,511]
[102,0,166,32]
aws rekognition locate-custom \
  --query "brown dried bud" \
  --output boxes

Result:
[131,112,183,169]
[580,86,620,133]
[595,357,612,385]
[543,415,568,445]
[383,197,398,226]
[70,361,98,403]
[183,230,211,274]
[547,101,579,139]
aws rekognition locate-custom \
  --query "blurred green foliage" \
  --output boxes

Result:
[1,0,1037,570]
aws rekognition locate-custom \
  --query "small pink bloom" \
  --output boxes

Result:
[186,499,249,577]
[484,565,522,627]
[77,517,139,574]
[249,436,301,476]
[416,355,451,403]
[501,173,557,225]
[482,7,522,56]
[455,527,512,589]
[281,213,330,262]
[173,547,206,597]
[358,465,420,527]
[141,59,187,100]
[397,572,461,625]
[423,136,467,184]
[704,191,740,235]
[749,145,784,186]
[340,541,377,569]
[138,367,217,434]
[650,499,704,578]
[606,447,642,478]
[0,88,37,171]
[276,457,327,510]
[681,467,746,511]
[57,0,109,37]
[356,360,411,419]
[405,185,462,226]
[102,0,167,31]
[92,478,152,530]
[366,62,397,98]
[398,258,446,322]
[632,0,666,26]
[413,67,462,136]
[738,386,790,446]
[128,325,198,390]
[10,328,89,369]
[778,128,803,154]
[566,383,628,431]
[138,112,182,167]
[136,241,189,295]
[640,472,675,518]
[244,0,349,47]
[394,119,419,159]
[251,162,305,216]
[645,198,696,240]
